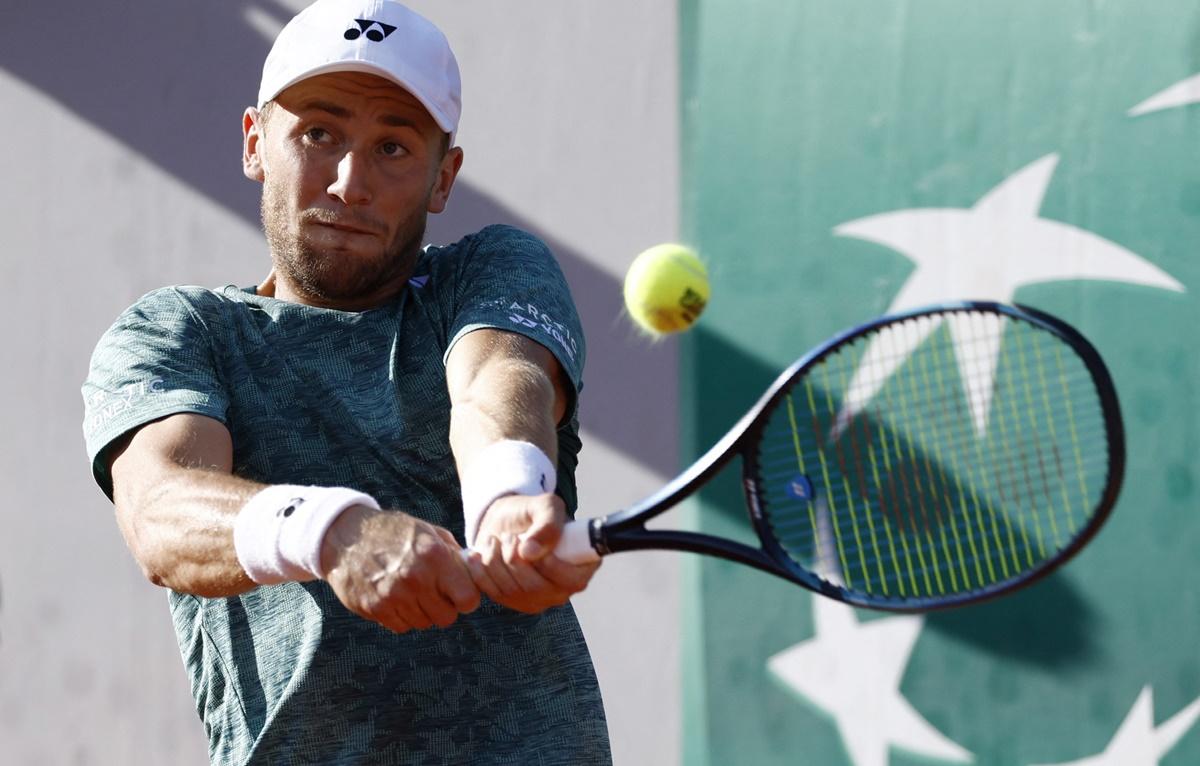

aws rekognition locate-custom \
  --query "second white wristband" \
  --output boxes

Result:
[461,440,557,547]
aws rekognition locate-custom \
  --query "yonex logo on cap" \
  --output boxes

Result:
[344,19,397,42]
[257,1,461,134]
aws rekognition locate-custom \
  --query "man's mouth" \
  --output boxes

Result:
[314,221,376,236]
[302,210,385,238]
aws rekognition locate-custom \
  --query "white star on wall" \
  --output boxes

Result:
[1028,686,1200,766]
[829,153,1184,434]
[767,597,972,766]
[1129,74,1200,116]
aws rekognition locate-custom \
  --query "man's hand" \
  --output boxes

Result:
[464,493,601,613]
[320,506,481,633]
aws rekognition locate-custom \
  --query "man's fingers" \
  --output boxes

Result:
[325,513,483,632]
[413,538,479,623]
[335,583,419,635]
[515,495,566,561]
[463,501,602,614]
[346,577,435,633]
[536,554,600,593]
[440,551,482,614]
[416,589,462,629]
[463,547,502,600]
[475,493,568,562]
[394,602,435,631]
[478,535,521,596]
[377,614,415,635]
[502,534,557,595]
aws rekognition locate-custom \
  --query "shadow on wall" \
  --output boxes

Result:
[0,0,1099,671]
[0,0,679,477]
[0,0,275,222]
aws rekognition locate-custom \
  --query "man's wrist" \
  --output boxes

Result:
[460,440,556,547]
[233,485,380,585]
[317,503,378,577]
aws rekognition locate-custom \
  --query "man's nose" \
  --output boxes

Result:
[327,150,372,206]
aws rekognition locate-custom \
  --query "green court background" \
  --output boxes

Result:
[679,2,1200,764]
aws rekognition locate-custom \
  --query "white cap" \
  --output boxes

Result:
[258,0,461,141]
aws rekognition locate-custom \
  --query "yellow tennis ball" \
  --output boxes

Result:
[623,243,710,335]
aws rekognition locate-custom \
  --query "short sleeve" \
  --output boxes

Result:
[82,287,230,497]
[445,225,587,402]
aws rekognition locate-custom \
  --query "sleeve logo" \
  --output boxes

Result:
[507,301,579,362]
[83,378,166,436]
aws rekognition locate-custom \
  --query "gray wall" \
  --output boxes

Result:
[0,2,680,763]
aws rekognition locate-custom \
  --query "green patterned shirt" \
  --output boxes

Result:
[82,225,610,765]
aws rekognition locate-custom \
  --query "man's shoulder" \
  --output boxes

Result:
[118,284,252,323]
[471,224,552,259]
[124,284,246,312]
[424,224,549,263]
[471,223,546,246]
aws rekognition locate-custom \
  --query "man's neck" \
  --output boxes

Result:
[262,268,415,312]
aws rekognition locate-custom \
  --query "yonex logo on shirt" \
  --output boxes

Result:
[83,378,166,437]
[344,19,397,42]
[504,301,579,363]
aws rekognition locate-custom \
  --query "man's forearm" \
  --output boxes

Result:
[449,354,559,466]
[113,462,263,598]
[447,330,566,473]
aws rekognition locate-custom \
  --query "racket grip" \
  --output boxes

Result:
[555,520,601,564]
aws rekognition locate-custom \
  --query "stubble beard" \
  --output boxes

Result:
[261,179,427,304]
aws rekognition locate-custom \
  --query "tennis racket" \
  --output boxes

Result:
[558,301,1124,611]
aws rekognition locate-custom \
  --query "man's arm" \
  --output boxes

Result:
[109,414,259,597]
[447,328,600,613]
[108,413,479,631]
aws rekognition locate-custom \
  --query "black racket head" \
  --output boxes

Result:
[743,302,1124,611]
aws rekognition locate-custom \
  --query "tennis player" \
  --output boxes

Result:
[81,1,610,763]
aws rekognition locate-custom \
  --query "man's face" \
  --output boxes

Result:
[243,71,462,308]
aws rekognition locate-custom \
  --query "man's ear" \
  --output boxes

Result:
[428,146,464,214]
[243,107,267,182]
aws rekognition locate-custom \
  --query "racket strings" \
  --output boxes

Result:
[753,310,1112,604]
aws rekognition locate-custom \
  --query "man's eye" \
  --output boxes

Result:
[381,142,407,157]
[304,128,330,143]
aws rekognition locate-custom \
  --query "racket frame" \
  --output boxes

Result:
[582,301,1125,611]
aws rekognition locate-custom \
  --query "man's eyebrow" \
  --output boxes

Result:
[299,100,353,119]
[297,100,419,129]
[377,113,419,129]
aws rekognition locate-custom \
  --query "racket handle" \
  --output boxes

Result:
[555,520,601,564]
[459,520,601,565]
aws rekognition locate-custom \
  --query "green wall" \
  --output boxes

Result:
[680,2,1200,764]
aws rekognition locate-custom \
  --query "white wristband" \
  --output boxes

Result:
[233,485,380,585]
[461,440,557,547]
